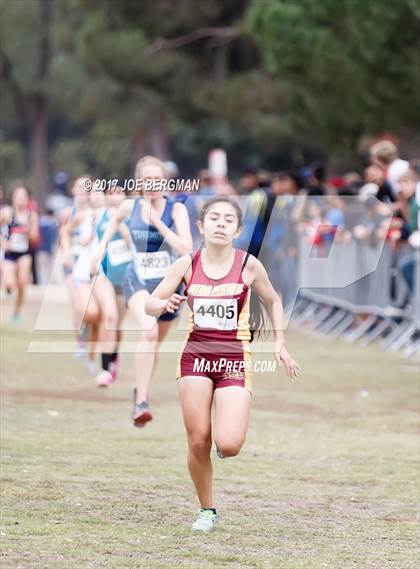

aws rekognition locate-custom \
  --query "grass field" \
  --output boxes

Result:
[1,287,419,569]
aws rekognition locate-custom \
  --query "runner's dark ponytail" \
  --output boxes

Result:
[200,196,266,343]
[249,290,266,343]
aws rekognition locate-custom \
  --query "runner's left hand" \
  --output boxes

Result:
[274,341,299,379]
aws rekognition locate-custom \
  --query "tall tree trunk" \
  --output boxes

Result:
[29,95,50,208]
[130,106,170,172]
[147,106,170,160]
[131,128,146,170]
[29,0,53,210]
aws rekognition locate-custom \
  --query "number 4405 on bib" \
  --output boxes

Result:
[193,298,238,330]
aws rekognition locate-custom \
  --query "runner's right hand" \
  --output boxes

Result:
[165,293,187,313]
[63,254,73,271]
[90,255,101,277]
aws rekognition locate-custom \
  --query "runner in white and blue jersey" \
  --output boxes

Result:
[92,183,132,387]
[59,176,91,358]
[92,156,193,426]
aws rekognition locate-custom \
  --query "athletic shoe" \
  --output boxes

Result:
[95,370,114,388]
[132,388,153,427]
[79,324,88,343]
[74,326,88,359]
[85,358,98,377]
[10,313,22,323]
[73,344,87,360]
[191,509,217,532]
[215,445,225,459]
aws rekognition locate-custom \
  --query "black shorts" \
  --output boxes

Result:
[4,251,30,262]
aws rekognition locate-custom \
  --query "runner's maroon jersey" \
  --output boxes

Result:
[176,248,253,387]
[183,248,251,344]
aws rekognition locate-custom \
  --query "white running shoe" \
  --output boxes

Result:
[85,358,98,377]
[73,345,87,360]
[74,326,88,359]
[191,509,217,533]
[95,370,114,388]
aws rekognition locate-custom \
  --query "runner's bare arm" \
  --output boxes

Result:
[0,232,7,252]
[148,201,193,256]
[92,199,133,272]
[58,207,72,248]
[144,254,191,317]
[28,211,40,243]
[118,220,132,248]
[59,206,71,227]
[0,206,12,251]
[0,206,12,226]
[60,211,83,263]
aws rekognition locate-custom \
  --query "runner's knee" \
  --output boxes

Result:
[84,304,99,324]
[17,272,30,288]
[142,326,159,344]
[188,433,212,458]
[103,311,118,331]
[4,273,16,288]
[214,436,245,458]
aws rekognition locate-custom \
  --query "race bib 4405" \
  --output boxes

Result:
[193,298,238,330]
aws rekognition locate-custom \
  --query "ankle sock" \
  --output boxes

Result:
[101,353,114,371]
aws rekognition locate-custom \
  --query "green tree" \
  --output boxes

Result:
[1,0,55,204]
[247,0,420,154]
[75,0,300,173]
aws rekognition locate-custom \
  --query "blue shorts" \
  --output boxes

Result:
[98,264,124,296]
[101,257,130,293]
[122,263,178,321]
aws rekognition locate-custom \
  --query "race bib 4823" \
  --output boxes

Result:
[135,250,170,280]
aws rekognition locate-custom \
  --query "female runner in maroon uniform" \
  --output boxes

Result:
[1,184,39,321]
[145,196,299,532]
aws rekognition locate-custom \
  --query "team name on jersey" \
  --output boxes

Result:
[131,229,161,241]
[188,283,245,297]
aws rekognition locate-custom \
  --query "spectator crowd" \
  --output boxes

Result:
[1,140,419,313]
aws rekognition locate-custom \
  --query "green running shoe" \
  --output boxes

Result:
[132,388,153,427]
[215,444,225,459]
[191,509,217,532]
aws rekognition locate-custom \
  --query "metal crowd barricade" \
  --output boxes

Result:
[293,236,419,359]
